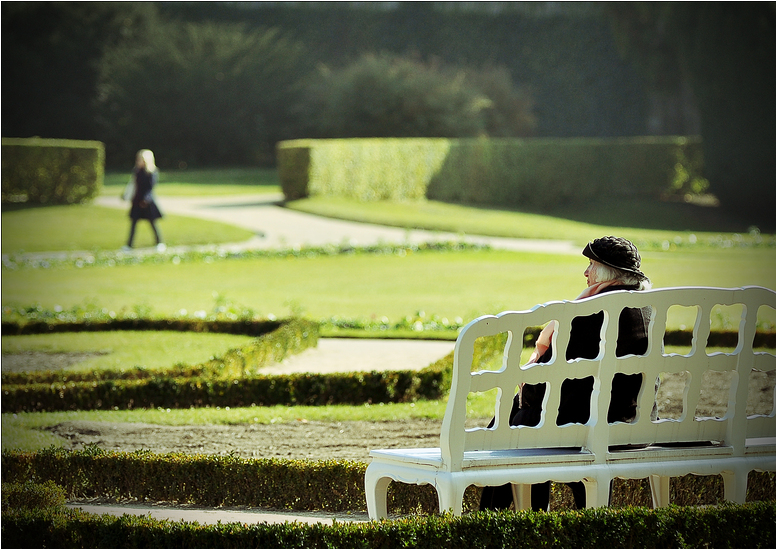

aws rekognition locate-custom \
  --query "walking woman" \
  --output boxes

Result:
[123,149,165,251]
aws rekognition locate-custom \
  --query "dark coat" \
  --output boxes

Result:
[508,284,650,428]
[129,168,162,221]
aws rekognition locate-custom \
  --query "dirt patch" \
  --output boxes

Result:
[42,370,773,461]
[2,352,106,373]
[45,419,441,461]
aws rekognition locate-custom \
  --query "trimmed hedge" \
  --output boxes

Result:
[3,320,771,413]
[1,318,318,385]
[3,502,775,549]
[1,137,104,205]
[3,448,774,515]
[1,480,66,512]
[0,448,451,514]
[277,137,704,207]
[1,369,444,413]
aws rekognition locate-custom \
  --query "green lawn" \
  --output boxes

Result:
[3,247,774,329]
[1,204,255,253]
[103,167,282,197]
[2,331,255,374]
[286,195,774,248]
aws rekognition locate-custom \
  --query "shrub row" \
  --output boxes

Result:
[1,368,446,413]
[1,137,104,205]
[1,480,67,512]
[4,320,770,413]
[1,317,287,338]
[0,448,452,514]
[3,501,775,549]
[1,318,319,385]
[3,448,774,515]
[277,137,704,207]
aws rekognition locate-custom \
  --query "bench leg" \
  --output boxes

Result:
[649,475,670,508]
[511,484,533,511]
[721,470,747,504]
[582,478,610,508]
[365,474,392,520]
[435,479,465,516]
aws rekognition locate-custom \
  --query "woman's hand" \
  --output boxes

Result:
[528,321,556,364]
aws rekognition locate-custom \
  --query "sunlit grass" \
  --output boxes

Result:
[1,204,255,253]
[3,248,774,327]
[2,331,256,374]
[102,167,281,197]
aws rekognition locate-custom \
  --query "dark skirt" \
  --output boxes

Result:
[129,200,162,221]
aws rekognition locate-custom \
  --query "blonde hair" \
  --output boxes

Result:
[591,261,652,290]
[137,149,157,173]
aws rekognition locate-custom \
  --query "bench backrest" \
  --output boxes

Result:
[440,286,775,470]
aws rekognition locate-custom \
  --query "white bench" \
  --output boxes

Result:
[365,286,776,519]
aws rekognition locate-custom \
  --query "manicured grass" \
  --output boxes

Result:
[2,331,255,374]
[1,204,256,254]
[286,195,774,250]
[3,168,278,254]
[102,167,282,197]
[3,248,774,329]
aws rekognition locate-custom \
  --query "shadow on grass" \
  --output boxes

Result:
[478,195,770,234]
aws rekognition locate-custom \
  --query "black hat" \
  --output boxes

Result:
[582,236,647,280]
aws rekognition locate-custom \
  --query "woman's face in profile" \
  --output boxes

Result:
[584,259,601,287]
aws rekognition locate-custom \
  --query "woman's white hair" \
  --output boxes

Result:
[137,149,157,173]
[592,262,652,290]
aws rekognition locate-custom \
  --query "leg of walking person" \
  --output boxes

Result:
[150,219,163,245]
[127,219,138,248]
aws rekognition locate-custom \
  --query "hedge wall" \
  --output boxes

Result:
[277,136,704,207]
[1,137,105,205]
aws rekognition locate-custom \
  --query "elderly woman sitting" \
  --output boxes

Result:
[480,236,653,512]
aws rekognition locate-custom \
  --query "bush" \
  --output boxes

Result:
[1,498,774,548]
[296,53,535,141]
[1,138,104,205]
[1,480,66,512]
[277,136,704,207]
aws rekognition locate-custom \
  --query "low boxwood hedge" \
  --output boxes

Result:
[2,498,774,548]
[3,448,774,514]
[1,368,446,412]
[3,317,772,413]
[1,318,318,385]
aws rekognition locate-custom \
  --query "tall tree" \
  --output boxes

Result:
[1,2,159,141]
[607,3,775,228]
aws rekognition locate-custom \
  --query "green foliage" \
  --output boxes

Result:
[5,447,773,519]
[96,20,309,166]
[279,138,450,201]
[1,138,104,205]
[297,53,536,140]
[1,480,774,549]
[1,480,66,512]
[1,319,325,412]
[277,136,706,207]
